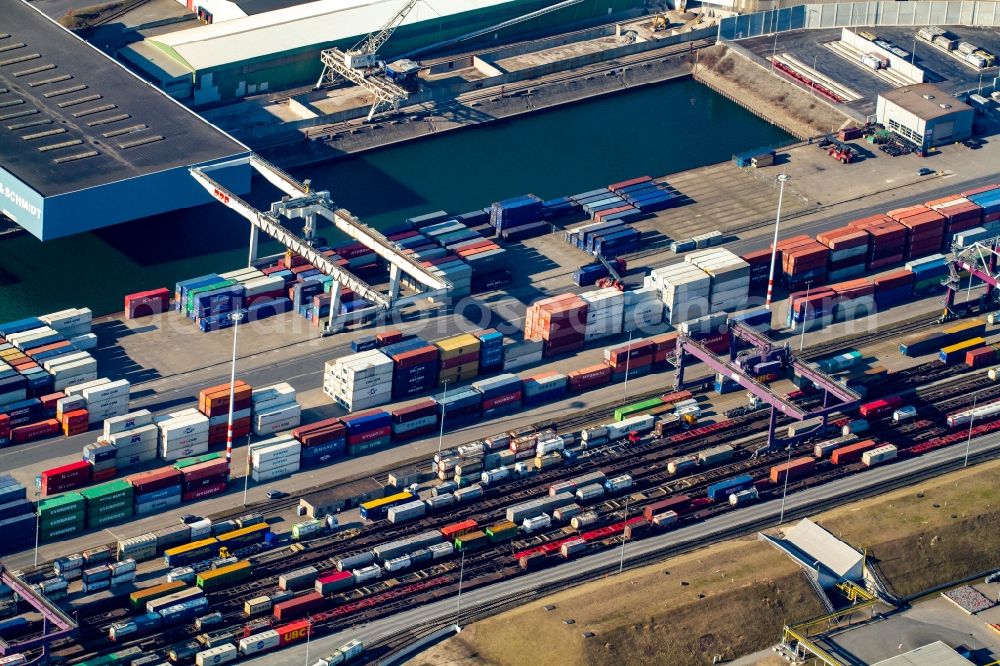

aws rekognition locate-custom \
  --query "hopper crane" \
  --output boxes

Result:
[315,0,418,121]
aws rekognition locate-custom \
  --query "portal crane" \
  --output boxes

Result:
[315,0,418,121]
[943,238,1000,320]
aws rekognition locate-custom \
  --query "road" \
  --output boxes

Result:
[242,433,1000,665]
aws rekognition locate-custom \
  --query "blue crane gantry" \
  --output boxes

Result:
[0,565,77,657]
[673,321,861,450]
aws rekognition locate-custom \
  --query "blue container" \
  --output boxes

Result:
[247,298,292,321]
[0,375,28,394]
[0,318,44,337]
[523,386,567,406]
[585,225,629,251]
[16,333,65,351]
[26,373,53,396]
[352,336,378,353]
[635,197,676,214]
[301,439,346,463]
[343,411,391,432]
[137,485,182,503]
[601,209,643,224]
[706,474,754,501]
[618,181,661,195]
[194,286,244,319]
[382,337,428,357]
[176,274,221,313]
[456,210,489,226]
[571,188,610,200]
[407,211,451,228]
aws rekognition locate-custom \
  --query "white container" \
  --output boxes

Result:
[352,564,383,584]
[55,371,100,392]
[862,444,898,467]
[238,629,281,655]
[195,644,238,666]
[103,410,153,437]
[522,513,551,533]
[251,439,302,465]
[251,463,300,482]
[107,423,158,446]
[81,379,129,403]
[604,474,633,493]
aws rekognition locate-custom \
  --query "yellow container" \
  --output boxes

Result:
[943,318,985,336]
[435,334,481,360]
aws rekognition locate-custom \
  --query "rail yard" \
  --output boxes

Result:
[2,0,1000,665]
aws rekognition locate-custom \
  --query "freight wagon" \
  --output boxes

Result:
[940,337,986,364]
[859,396,903,419]
[214,523,270,548]
[164,538,220,567]
[128,581,187,612]
[196,561,251,591]
[359,492,415,521]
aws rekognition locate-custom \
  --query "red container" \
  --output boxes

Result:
[391,346,438,369]
[609,176,652,191]
[275,619,312,646]
[960,184,1000,198]
[594,205,632,221]
[182,460,230,483]
[294,417,345,439]
[125,288,170,319]
[770,457,816,484]
[859,396,903,418]
[440,351,479,370]
[642,494,691,521]
[375,330,404,346]
[184,473,229,491]
[13,419,59,443]
[440,519,477,539]
[182,481,227,502]
[347,426,391,445]
[874,270,914,291]
[128,467,183,493]
[391,400,437,422]
[831,439,879,465]
[966,346,997,368]
[0,413,10,437]
[568,365,612,391]
[25,340,72,358]
[274,592,324,621]
[92,468,117,482]
[300,425,348,448]
[482,391,522,411]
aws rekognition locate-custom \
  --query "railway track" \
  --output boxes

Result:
[56,360,1000,663]
[798,314,939,362]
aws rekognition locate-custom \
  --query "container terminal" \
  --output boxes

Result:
[1,0,1000,665]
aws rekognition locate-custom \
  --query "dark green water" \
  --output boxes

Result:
[0,77,790,321]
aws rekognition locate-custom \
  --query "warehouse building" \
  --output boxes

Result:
[872,641,974,666]
[876,83,974,150]
[763,519,864,588]
[1,1,251,240]
[299,478,386,519]
[120,0,644,106]
[169,0,313,23]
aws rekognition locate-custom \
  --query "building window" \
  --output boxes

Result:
[887,118,922,145]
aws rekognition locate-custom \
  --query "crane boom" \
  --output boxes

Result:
[352,0,419,59]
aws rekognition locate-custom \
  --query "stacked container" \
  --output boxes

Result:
[686,249,750,313]
[567,364,612,392]
[381,338,439,400]
[906,254,949,294]
[41,461,92,495]
[579,288,624,342]
[522,371,567,406]
[341,409,392,455]
[963,184,1000,230]
[925,195,986,246]
[525,294,588,357]
[178,455,229,501]
[436,334,481,387]
[389,400,438,442]
[873,270,915,308]
[435,386,481,428]
[787,288,834,331]
[251,436,301,482]
[104,417,159,472]
[649,263,711,325]
[474,329,504,373]
[198,381,252,446]
[471,374,523,418]
[887,205,946,260]
[128,468,183,515]
[604,339,654,381]
[490,195,546,240]
[777,235,829,289]
[81,480,134,529]
[293,417,347,466]
[38,492,85,542]
[69,378,130,425]
[155,408,210,462]
[501,338,543,371]
[816,227,869,282]
[830,279,876,322]
[0,475,34,555]
[848,215,907,270]
[251,382,301,436]
[622,287,664,333]
[324,350,394,412]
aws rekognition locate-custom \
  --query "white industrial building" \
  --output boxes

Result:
[872,641,975,666]
[876,83,974,150]
[763,518,865,588]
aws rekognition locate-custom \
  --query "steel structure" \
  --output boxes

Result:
[0,565,77,656]
[674,321,860,449]
[314,0,417,121]
[190,155,451,332]
[944,238,1000,318]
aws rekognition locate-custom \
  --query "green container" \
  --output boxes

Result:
[87,498,133,517]
[81,480,134,504]
[88,509,133,528]
[185,279,237,313]
[174,452,224,469]
[40,509,86,530]
[38,492,85,517]
[615,397,664,421]
[41,521,84,542]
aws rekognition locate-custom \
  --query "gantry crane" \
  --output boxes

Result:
[943,238,1000,321]
[314,0,418,121]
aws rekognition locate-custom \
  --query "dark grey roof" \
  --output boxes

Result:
[0,1,247,198]
[234,0,313,14]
